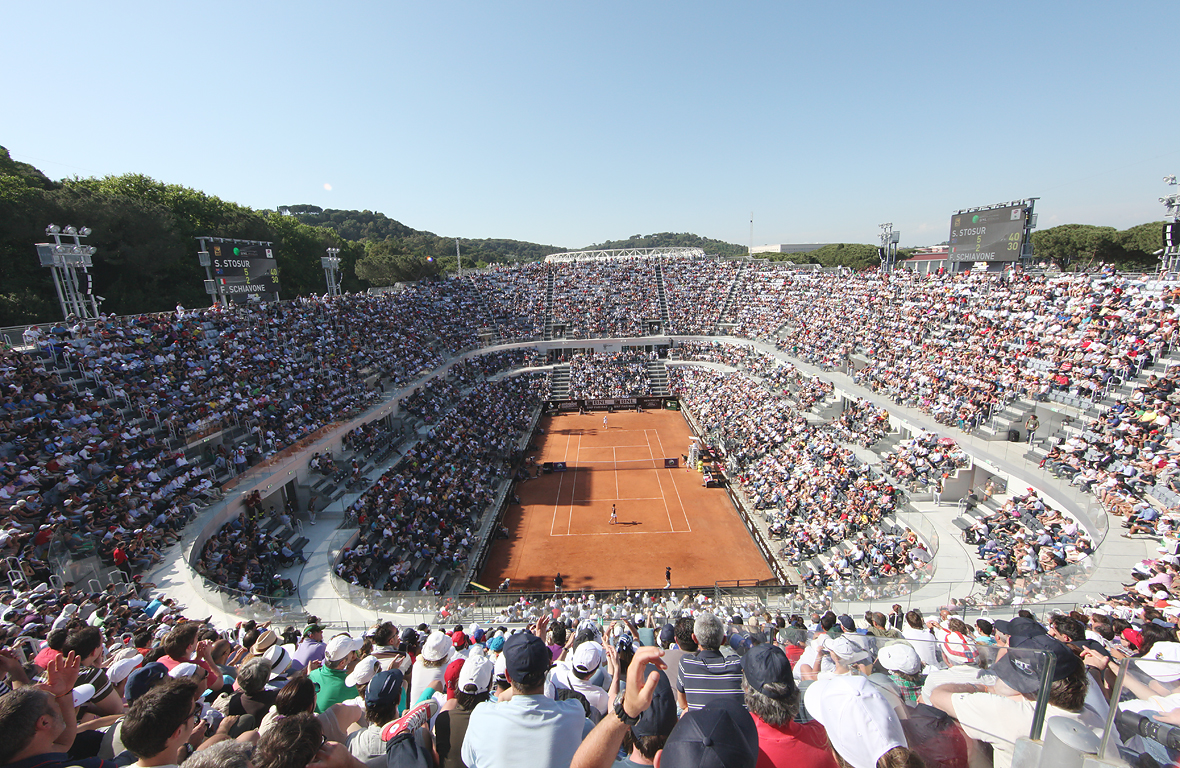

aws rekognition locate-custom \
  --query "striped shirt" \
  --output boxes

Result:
[677,650,744,711]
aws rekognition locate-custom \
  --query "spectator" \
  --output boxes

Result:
[677,612,744,712]
[741,643,837,768]
[0,653,108,768]
[346,669,405,767]
[433,651,494,768]
[659,698,759,768]
[310,635,365,713]
[462,625,591,768]
[930,633,1103,768]
[120,678,201,768]
[805,674,920,768]
[291,623,327,669]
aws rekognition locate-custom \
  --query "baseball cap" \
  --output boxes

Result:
[992,617,1046,638]
[71,683,96,708]
[837,614,856,632]
[169,662,200,679]
[503,632,551,682]
[877,643,921,676]
[658,623,675,646]
[452,630,468,649]
[421,631,453,662]
[365,669,404,707]
[487,635,505,653]
[631,667,677,740]
[325,634,364,663]
[108,654,143,684]
[741,643,798,700]
[304,623,325,636]
[124,662,168,704]
[661,698,758,768]
[805,674,907,768]
[824,634,870,664]
[444,658,465,698]
[572,641,604,674]
[346,655,382,688]
[991,634,1081,694]
[458,651,494,694]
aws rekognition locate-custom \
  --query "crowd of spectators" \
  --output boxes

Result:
[467,263,548,341]
[566,352,652,399]
[14,257,1180,768]
[661,258,738,334]
[0,338,221,585]
[399,380,462,425]
[669,365,928,600]
[550,259,660,339]
[828,398,891,448]
[335,375,547,594]
[967,488,1094,586]
[448,348,545,388]
[880,432,971,495]
[8,574,1178,768]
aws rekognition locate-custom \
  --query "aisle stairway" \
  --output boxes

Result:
[716,260,747,331]
[543,268,556,341]
[654,261,671,332]
[647,360,670,397]
[549,364,571,399]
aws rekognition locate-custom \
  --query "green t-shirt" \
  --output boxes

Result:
[309,664,352,713]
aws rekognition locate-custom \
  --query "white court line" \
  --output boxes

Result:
[652,428,691,533]
[571,496,662,502]
[613,446,619,500]
[550,430,573,536]
[553,530,693,537]
[647,429,675,532]
[568,432,582,535]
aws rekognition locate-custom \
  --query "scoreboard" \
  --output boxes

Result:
[948,205,1028,262]
[209,243,281,301]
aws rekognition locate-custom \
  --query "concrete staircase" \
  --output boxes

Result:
[654,261,671,332]
[549,364,571,399]
[647,360,670,397]
[716,260,747,332]
[543,269,556,341]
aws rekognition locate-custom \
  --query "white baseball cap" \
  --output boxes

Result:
[325,634,365,663]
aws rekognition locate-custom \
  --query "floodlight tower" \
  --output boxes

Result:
[35,225,100,320]
[1161,176,1180,276]
[878,223,900,273]
[322,247,342,297]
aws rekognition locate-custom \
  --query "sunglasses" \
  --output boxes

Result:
[191,703,202,724]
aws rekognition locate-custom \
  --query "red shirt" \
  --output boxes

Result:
[752,714,839,768]
[34,646,61,669]
[158,654,217,683]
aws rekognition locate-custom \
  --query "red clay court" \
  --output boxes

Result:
[478,410,774,592]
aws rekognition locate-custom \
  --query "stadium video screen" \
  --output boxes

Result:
[948,205,1027,262]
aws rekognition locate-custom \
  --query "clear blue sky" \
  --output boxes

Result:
[3,1,1176,250]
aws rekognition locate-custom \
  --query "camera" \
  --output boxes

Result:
[1116,710,1180,751]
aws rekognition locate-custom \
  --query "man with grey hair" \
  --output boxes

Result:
[226,657,276,718]
[676,611,743,711]
[181,741,254,768]
[742,643,838,768]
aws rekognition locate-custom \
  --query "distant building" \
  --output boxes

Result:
[748,243,832,255]
[903,246,950,274]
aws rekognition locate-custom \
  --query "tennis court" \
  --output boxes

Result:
[478,409,774,592]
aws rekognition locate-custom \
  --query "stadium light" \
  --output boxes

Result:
[322,247,342,297]
[35,223,99,320]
